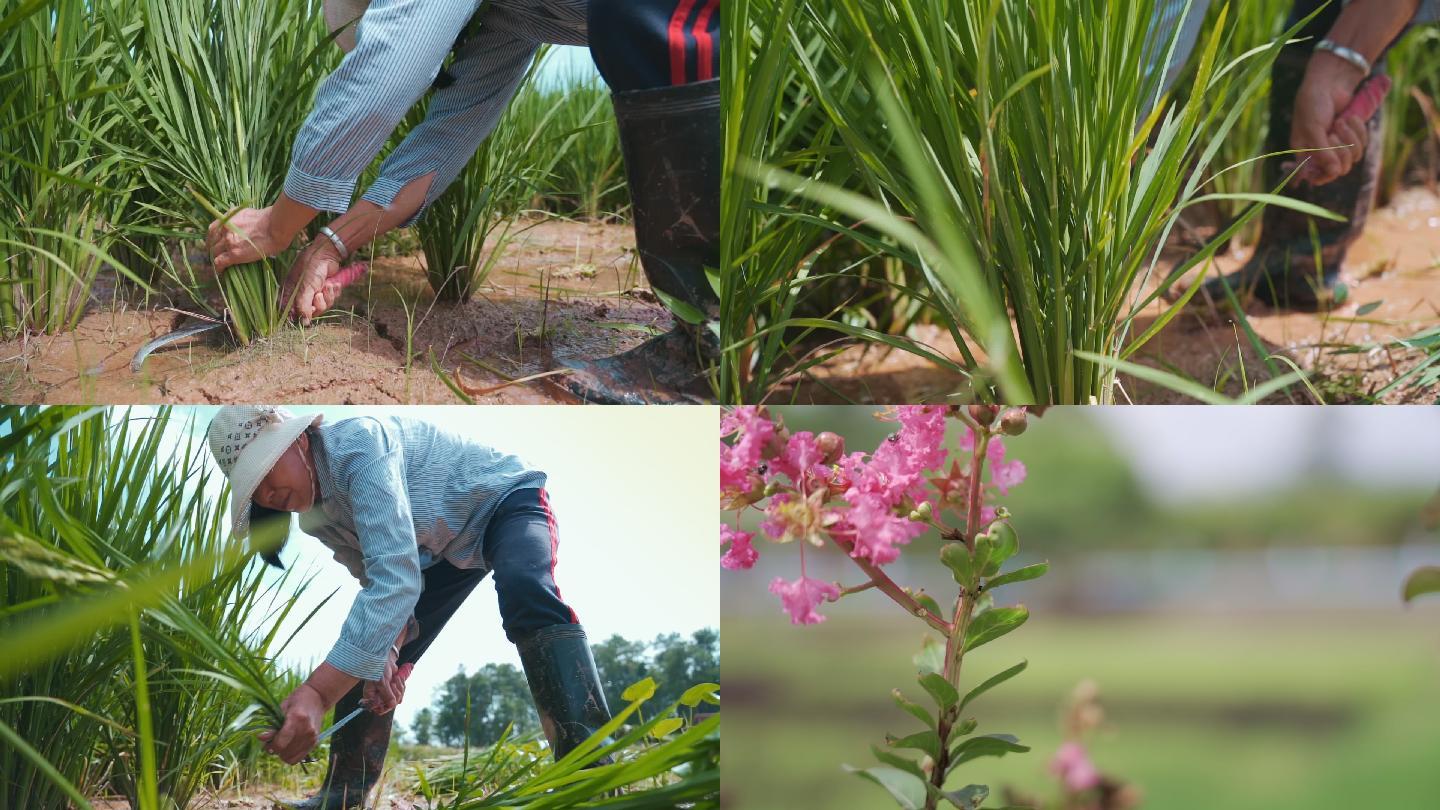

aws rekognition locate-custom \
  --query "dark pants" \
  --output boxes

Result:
[398,486,579,666]
[588,0,720,91]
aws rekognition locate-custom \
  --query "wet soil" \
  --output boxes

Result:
[0,219,671,405]
[774,188,1440,404]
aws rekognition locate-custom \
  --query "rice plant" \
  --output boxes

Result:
[725,0,1335,404]
[416,51,612,301]
[1380,26,1440,200]
[528,67,630,221]
[408,679,720,808]
[0,0,142,336]
[99,0,337,343]
[0,406,314,810]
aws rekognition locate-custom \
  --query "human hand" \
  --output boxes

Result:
[258,683,326,765]
[284,241,345,325]
[1291,54,1369,186]
[363,653,413,715]
[207,206,290,271]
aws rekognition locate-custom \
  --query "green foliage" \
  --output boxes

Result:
[0,0,141,336]
[423,629,720,749]
[409,677,720,808]
[0,406,315,810]
[1402,565,1440,603]
[724,0,1338,403]
[856,518,1046,810]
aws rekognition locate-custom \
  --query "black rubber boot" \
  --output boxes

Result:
[516,624,613,761]
[279,685,392,810]
[563,79,720,404]
[1196,46,1384,312]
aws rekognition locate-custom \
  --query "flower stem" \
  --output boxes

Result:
[835,541,951,634]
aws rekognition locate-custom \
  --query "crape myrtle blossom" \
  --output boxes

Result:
[768,575,841,625]
[719,405,1031,625]
[720,525,758,570]
[1050,741,1102,793]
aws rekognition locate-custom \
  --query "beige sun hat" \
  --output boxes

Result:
[206,406,323,538]
[323,0,368,53]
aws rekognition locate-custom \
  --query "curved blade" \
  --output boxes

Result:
[131,320,227,373]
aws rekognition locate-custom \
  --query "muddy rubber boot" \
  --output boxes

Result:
[1196,48,1384,312]
[279,687,393,810]
[562,79,720,404]
[516,624,614,761]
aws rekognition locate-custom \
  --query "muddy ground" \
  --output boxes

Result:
[774,187,1440,404]
[1,219,672,404]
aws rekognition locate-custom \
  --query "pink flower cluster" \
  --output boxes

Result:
[1050,741,1101,793]
[720,406,1028,625]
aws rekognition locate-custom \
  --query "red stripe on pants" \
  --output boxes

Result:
[692,0,719,82]
[668,0,700,85]
[538,488,579,623]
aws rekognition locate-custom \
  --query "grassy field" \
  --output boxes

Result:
[722,611,1440,809]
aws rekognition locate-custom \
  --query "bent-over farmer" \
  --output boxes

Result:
[205,405,610,810]
[205,0,720,404]
[1156,0,1439,310]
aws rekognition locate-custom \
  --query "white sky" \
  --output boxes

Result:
[158,405,716,730]
[1087,406,1440,502]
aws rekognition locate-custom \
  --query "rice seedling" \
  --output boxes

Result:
[0,406,317,810]
[528,67,630,221]
[1380,26,1440,200]
[0,0,142,336]
[99,0,338,344]
[408,678,720,808]
[726,0,1339,404]
[415,50,614,302]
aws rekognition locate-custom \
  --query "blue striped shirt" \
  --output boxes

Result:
[297,415,546,680]
[285,0,588,227]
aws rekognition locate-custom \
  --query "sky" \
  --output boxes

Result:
[1086,406,1440,502]
[164,405,716,730]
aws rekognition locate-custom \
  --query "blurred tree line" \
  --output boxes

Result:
[408,628,719,747]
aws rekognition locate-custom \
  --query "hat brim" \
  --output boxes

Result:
[228,414,323,538]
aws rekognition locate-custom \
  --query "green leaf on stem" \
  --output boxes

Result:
[887,729,941,759]
[844,765,927,810]
[960,661,1028,712]
[893,689,935,728]
[948,734,1030,774]
[942,784,989,810]
[918,672,959,711]
[679,682,720,707]
[984,563,1049,591]
[1402,566,1440,603]
[914,590,944,619]
[941,542,980,590]
[914,635,945,675]
[954,718,977,736]
[871,746,927,781]
[964,607,1029,651]
[981,522,1018,576]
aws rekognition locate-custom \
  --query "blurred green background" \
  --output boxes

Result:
[721,407,1440,809]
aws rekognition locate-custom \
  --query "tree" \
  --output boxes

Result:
[412,708,434,746]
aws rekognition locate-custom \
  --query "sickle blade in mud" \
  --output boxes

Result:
[130,321,227,373]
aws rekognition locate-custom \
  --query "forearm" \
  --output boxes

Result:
[268,192,320,248]
[324,173,433,256]
[1322,0,1421,64]
[303,661,360,708]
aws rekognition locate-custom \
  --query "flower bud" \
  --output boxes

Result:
[968,404,999,424]
[816,431,845,464]
[999,408,1028,435]
[909,501,932,521]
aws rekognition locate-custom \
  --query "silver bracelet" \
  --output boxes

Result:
[318,225,350,261]
[1315,39,1372,76]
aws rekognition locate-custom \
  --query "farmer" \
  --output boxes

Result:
[203,0,719,404]
[1157,0,1439,310]
[205,405,611,810]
